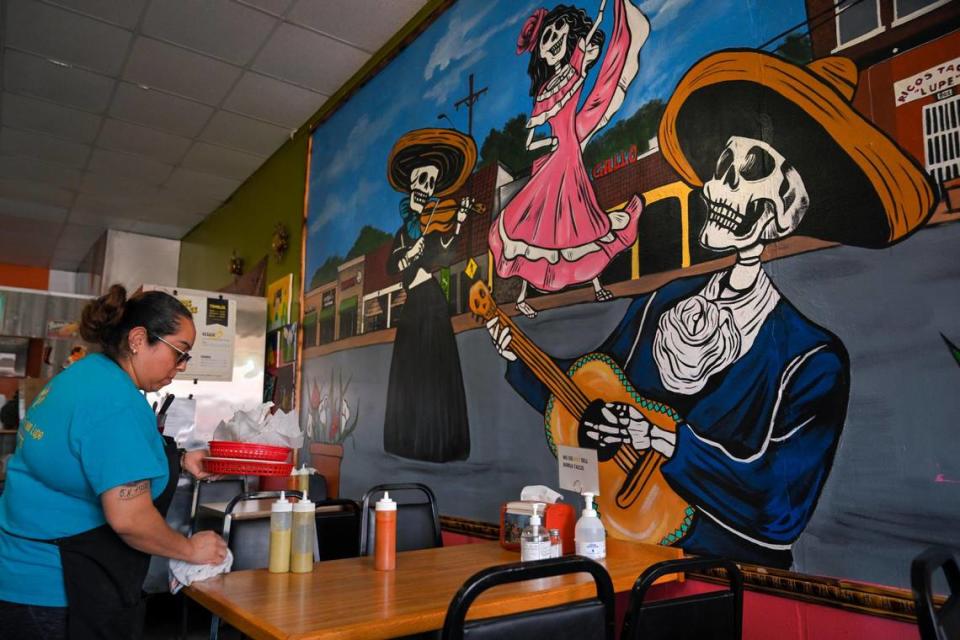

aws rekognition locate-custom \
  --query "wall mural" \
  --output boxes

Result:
[304,0,959,591]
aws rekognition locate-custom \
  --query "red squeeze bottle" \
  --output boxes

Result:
[374,492,397,571]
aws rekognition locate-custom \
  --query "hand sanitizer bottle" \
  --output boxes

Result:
[520,503,550,562]
[575,492,606,560]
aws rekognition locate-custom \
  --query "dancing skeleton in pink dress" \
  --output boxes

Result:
[489,0,649,318]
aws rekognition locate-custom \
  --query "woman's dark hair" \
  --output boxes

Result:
[79,285,192,361]
[527,5,605,97]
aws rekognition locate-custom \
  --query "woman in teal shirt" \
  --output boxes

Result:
[0,285,227,639]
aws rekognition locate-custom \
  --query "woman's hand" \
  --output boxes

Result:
[182,449,213,480]
[188,531,228,565]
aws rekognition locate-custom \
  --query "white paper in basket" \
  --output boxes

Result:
[211,402,303,449]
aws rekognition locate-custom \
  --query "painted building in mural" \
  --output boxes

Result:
[302,0,960,590]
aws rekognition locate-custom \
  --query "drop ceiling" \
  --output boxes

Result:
[0,0,427,270]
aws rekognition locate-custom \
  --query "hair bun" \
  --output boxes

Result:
[79,284,128,345]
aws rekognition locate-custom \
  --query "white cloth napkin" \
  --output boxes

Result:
[168,549,234,594]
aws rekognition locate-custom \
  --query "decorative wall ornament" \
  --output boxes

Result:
[271,223,290,263]
[229,250,244,276]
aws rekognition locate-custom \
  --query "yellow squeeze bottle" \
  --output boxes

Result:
[290,494,315,573]
[268,492,292,573]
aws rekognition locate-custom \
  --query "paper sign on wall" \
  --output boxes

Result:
[175,294,236,381]
[557,445,599,495]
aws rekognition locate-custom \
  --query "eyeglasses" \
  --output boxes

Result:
[151,334,192,366]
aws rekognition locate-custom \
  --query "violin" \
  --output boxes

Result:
[419,198,487,235]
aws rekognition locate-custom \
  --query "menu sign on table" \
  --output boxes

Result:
[557,445,599,495]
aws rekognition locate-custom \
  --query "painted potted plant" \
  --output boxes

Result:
[307,370,358,498]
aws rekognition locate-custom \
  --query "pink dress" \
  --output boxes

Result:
[489,0,646,292]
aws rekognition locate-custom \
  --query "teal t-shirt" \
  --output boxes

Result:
[0,354,168,606]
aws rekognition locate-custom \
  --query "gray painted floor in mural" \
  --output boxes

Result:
[303,220,960,590]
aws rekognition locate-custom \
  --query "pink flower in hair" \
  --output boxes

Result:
[517,8,547,55]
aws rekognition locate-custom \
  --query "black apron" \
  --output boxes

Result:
[54,435,180,639]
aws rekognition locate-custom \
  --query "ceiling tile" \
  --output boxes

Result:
[87,148,174,185]
[0,197,69,223]
[142,0,277,66]
[154,188,222,215]
[78,172,160,200]
[199,111,288,156]
[0,127,92,169]
[235,0,294,17]
[69,208,141,231]
[45,0,148,29]
[3,50,114,113]
[0,156,83,190]
[1,92,103,144]
[165,167,241,201]
[252,22,367,93]
[57,223,107,249]
[123,37,243,105]
[0,177,75,209]
[6,0,134,76]
[223,72,326,127]
[96,118,192,164]
[109,82,214,138]
[287,0,424,52]
[181,142,265,181]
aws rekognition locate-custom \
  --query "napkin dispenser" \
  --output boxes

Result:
[500,501,575,554]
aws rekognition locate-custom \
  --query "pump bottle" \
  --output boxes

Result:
[575,492,606,560]
[268,491,292,573]
[520,503,551,562]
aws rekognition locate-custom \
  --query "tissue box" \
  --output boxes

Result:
[500,501,575,554]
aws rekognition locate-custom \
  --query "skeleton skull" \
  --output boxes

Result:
[700,136,809,252]
[408,165,439,214]
[539,20,569,67]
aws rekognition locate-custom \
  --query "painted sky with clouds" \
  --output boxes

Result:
[306,0,808,280]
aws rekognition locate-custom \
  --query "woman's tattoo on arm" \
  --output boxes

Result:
[118,480,150,500]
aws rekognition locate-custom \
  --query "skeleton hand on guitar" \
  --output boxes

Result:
[486,318,676,460]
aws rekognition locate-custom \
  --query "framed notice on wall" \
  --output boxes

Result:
[174,294,237,381]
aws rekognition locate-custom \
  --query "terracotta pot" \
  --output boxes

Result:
[310,442,344,498]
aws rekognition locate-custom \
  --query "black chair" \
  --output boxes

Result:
[622,557,743,640]
[315,498,361,560]
[189,477,246,534]
[359,483,442,557]
[441,556,616,640]
[210,490,305,640]
[911,546,960,640]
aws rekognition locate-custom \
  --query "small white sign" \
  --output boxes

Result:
[557,445,599,495]
[894,57,960,107]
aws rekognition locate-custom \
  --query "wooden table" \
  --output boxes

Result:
[185,539,682,639]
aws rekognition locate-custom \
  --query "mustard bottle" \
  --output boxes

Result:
[268,491,292,573]
[290,495,315,573]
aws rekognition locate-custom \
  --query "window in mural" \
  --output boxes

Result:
[834,0,883,48]
[894,0,951,23]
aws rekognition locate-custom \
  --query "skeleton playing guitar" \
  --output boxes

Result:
[470,280,693,545]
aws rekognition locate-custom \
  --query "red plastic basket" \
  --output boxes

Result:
[208,440,291,462]
[202,457,293,477]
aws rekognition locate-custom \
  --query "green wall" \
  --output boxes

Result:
[177,133,307,307]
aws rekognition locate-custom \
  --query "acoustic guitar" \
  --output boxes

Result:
[469,280,693,546]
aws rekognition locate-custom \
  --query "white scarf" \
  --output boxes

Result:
[653,269,780,395]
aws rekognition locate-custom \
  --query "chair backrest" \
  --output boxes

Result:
[441,556,616,640]
[315,498,361,561]
[359,483,442,557]
[190,477,246,534]
[222,490,304,571]
[308,473,328,501]
[911,546,960,640]
[622,556,743,640]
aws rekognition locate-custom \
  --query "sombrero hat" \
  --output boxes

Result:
[387,128,477,198]
[659,50,935,248]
